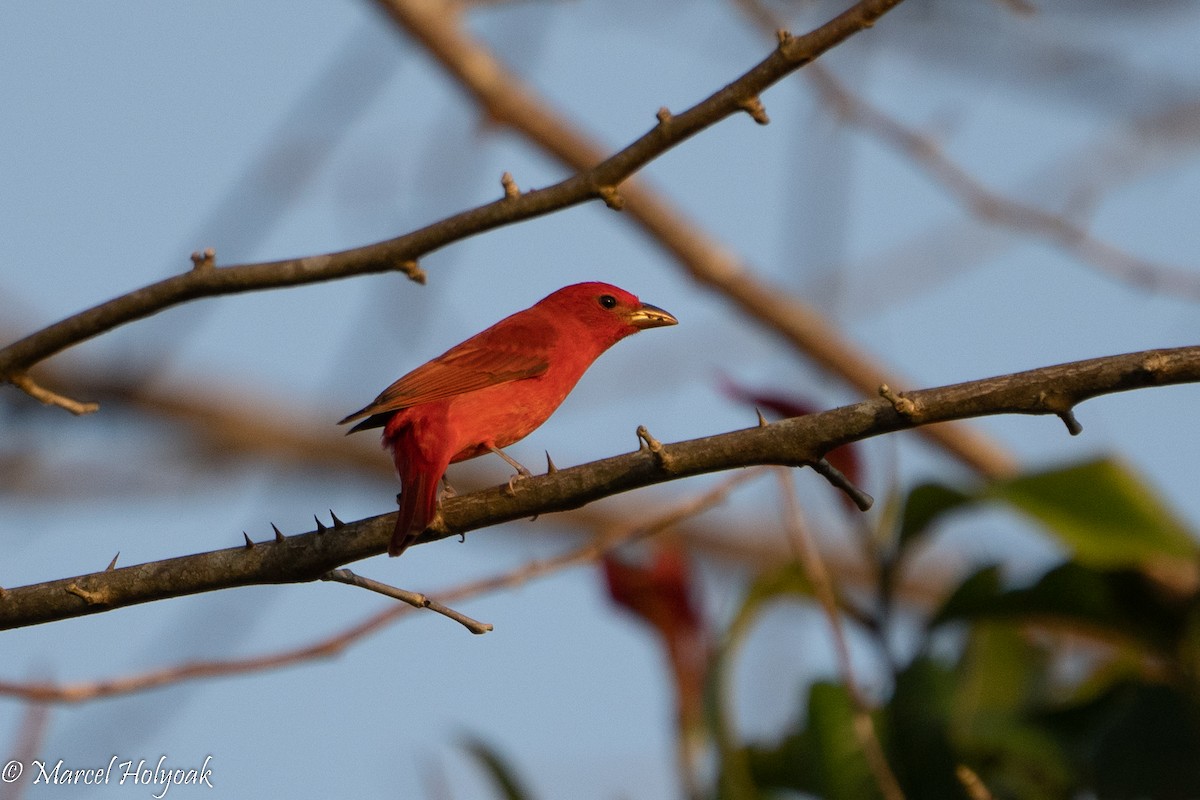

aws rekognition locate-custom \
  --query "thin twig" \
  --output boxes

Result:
[0,604,410,703]
[0,700,51,800]
[321,568,492,634]
[735,0,1198,303]
[811,456,874,511]
[9,372,99,415]
[776,469,905,800]
[805,63,1200,303]
[956,764,996,800]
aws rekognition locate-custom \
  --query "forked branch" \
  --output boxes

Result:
[2,344,1197,631]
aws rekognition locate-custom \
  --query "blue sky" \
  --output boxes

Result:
[5,2,1200,798]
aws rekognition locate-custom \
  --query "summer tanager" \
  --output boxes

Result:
[340,282,678,556]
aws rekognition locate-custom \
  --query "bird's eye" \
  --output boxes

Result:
[598,294,618,309]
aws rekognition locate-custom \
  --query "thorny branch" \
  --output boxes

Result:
[0,0,906,412]
[0,470,763,703]
[3,344,1200,631]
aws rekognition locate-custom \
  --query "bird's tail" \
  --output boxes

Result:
[390,458,445,558]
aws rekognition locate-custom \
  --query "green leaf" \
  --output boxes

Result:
[1039,680,1200,798]
[897,482,973,554]
[721,563,879,800]
[806,681,886,800]
[935,561,1190,657]
[950,625,1073,800]
[461,737,535,800]
[952,623,1048,720]
[988,458,1197,568]
[741,727,815,797]
[729,563,817,639]
[887,657,969,799]
[932,565,1005,627]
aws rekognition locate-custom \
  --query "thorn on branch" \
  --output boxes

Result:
[879,384,918,418]
[10,372,100,416]
[1035,390,1083,435]
[330,510,346,528]
[500,171,520,199]
[1141,351,1170,376]
[1058,409,1083,436]
[105,552,120,572]
[636,424,675,471]
[636,424,656,452]
[739,95,770,125]
[598,185,625,211]
[656,106,673,133]
[397,259,427,285]
[189,247,216,271]
[243,532,255,550]
[811,457,874,512]
[272,523,285,543]
[756,408,769,428]
[545,450,559,474]
[314,514,327,534]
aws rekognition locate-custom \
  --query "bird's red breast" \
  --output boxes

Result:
[341,282,678,556]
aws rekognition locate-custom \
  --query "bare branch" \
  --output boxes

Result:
[3,344,1199,630]
[811,456,874,511]
[0,469,761,704]
[321,569,492,634]
[2,699,51,799]
[0,604,409,703]
[805,63,1200,302]
[9,371,99,416]
[0,0,906,397]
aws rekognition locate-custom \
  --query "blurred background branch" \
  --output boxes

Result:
[6,1,1200,797]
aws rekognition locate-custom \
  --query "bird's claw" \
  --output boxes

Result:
[504,470,531,496]
[489,445,533,495]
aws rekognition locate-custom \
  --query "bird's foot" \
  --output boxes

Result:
[490,446,533,495]
[505,471,531,496]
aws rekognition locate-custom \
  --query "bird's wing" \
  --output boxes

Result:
[339,340,550,427]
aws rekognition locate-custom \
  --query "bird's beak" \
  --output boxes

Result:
[629,302,678,330]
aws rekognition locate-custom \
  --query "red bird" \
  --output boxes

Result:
[340,282,678,556]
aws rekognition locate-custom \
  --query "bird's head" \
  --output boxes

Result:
[541,282,678,342]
